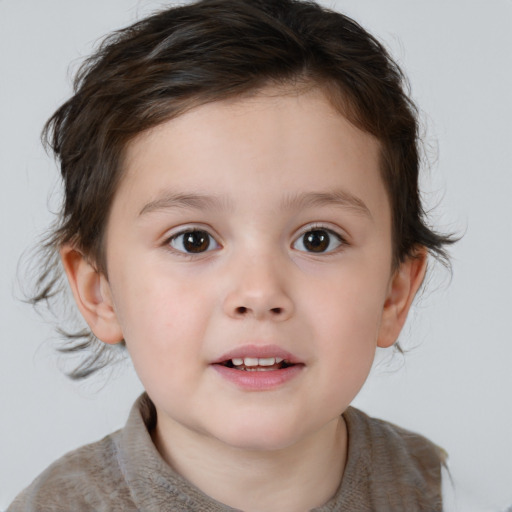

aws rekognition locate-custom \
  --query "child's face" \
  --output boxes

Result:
[90,87,418,450]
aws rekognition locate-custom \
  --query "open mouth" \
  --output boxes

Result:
[218,357,297,372]
[212,349,303,389]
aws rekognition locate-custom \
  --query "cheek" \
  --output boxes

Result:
[317,305,380,384]
[305,264,388,342]
[114,258,204,330]
[301,261,390,386]
[109,264,213,376]
[312,303,380,412]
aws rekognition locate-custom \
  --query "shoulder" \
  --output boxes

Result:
[342,407,445,511]
[8,431,134,512]
[344,406,446,467]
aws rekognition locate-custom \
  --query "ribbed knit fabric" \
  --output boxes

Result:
[9,393,444,511]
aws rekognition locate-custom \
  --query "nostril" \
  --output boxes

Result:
[232,306,287,317]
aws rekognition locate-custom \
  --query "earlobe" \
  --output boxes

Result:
[59,245,124,345]
[377,248,428,348]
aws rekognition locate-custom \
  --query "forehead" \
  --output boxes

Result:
[117,87,388,221]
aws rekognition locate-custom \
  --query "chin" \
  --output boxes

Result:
[213,417,307,453]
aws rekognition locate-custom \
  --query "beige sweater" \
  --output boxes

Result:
[9,394,445,511]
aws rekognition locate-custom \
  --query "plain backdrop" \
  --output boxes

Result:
[1,1,511,510]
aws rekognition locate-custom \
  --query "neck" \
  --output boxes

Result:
[152,415,347,512]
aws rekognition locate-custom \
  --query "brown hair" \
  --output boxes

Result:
[33,0,455,378]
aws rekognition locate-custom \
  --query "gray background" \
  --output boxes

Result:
[1,1,511,510]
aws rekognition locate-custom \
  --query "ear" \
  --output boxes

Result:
[377,247,428,348]
[60,245,124,345]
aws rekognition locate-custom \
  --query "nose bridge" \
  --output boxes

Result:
[223,241,294,321]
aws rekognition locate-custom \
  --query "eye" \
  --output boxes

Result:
[168,229,220,254]
[293,228,344,253]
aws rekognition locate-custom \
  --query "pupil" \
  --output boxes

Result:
[184,231,209,253]
[304,230,329,252]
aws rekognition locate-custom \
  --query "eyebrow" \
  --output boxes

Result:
[281,190,372,219]
[139,192,232,216]
[139,189,372,219]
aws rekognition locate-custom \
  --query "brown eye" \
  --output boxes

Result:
[304,230,329,252]
[169,229,219,254]
[293,229,343,253]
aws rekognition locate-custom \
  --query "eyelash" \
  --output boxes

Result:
[292,224,347,255]
[164,224,347,256]
[165,227,221,257]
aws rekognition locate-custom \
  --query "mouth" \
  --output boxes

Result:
[211,345,304,390]
[218,357,297,372]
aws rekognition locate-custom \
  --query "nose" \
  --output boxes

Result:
[222,254,295,322]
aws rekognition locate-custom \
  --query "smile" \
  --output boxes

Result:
[222,357,294,371]
[212,345,304,390]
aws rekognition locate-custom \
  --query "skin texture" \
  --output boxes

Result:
[61,87,427,512]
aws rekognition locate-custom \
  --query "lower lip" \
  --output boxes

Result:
[212,364,303,391]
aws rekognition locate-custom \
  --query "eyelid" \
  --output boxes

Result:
[292,223,348,253]
[294,222,347,240]
[163,224,222,255]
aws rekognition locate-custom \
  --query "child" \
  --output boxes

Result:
[9,0,455,510]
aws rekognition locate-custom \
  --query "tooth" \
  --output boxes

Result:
[232,358,243,366]
[244,357,259,367]
[275,357,284,363]
[258,357,275,366]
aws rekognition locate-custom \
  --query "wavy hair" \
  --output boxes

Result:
[32,0,456,378]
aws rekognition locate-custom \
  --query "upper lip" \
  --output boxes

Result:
[212,344,303,365]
